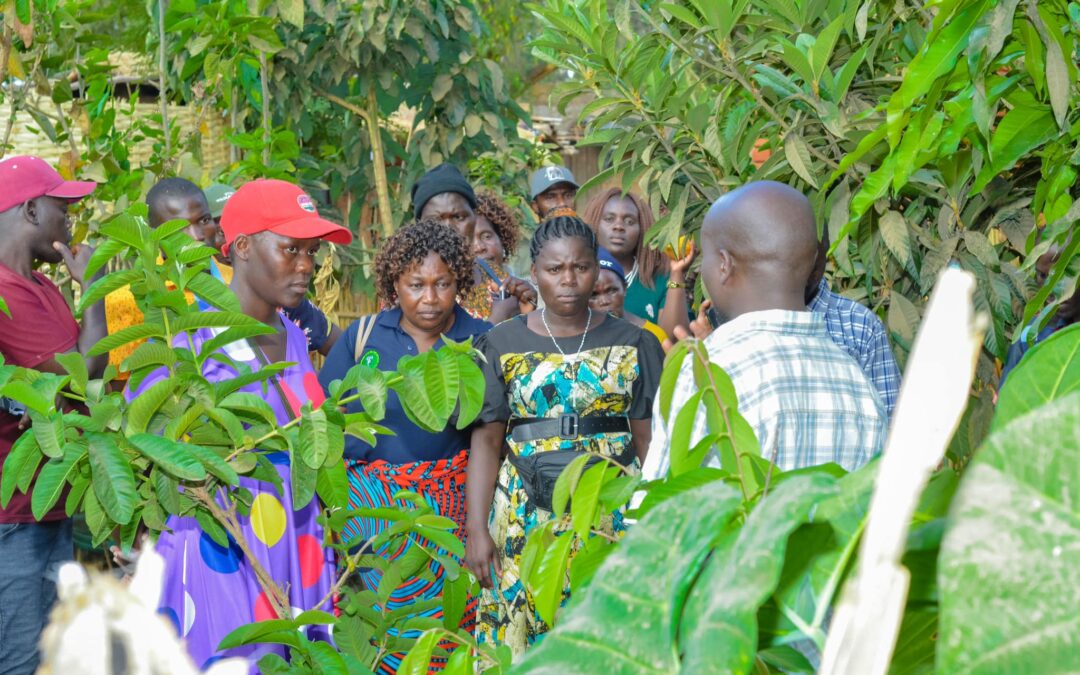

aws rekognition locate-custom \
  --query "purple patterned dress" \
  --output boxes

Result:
[129,315,336,669]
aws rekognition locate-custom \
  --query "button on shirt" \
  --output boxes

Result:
[643,309,887,481]
[808,278,901,418]
[318,305,491,463]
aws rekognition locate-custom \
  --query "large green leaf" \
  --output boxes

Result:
[87,432,137,524]
[939,392,1080,672]
[993,323,1080,432]
[127,433,209,481]
[125,377,178,435]
[680,474,839,671]
[31,445,88,520]
[511,481,742,674]
[0,432,42,508]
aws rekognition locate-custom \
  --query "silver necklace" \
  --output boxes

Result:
[625,258,639,286]
[541,307,592,357]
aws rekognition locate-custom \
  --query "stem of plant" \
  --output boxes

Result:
[156,0,170,160]
[259,50,271,166]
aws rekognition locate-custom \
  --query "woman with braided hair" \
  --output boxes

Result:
[318,220,491,673]
[464,212,664,655]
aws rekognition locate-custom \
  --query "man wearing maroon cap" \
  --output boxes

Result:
[0,155,106,675]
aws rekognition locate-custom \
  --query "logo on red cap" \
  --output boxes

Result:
[297,195,316,213]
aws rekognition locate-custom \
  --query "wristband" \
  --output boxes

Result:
[667,281,686,289]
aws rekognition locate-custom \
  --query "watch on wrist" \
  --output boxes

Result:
[667,280,686,289]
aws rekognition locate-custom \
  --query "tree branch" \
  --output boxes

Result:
[157,0,171,161]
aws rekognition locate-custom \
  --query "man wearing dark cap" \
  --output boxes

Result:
[412,163,478,246]
[529,165,579,219]
[0,155,106,675]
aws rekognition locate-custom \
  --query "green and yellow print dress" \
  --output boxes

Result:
[474,314,664,655]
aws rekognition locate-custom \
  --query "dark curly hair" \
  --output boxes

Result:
[374,220,474,304]
[474,189,521,256]
[530,211,598,262]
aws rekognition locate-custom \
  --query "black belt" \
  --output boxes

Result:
[507,414,630,443]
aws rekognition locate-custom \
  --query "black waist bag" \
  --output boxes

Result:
[505,447,634,512]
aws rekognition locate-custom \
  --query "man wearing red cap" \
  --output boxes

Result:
[0,155,105,675]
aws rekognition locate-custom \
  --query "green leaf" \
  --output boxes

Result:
[291,444,317,510]
[891,1,987,110]
[186,273,241,313]
[87,432,137,524]
[188,443,239,486]
[668,390,704,476]
[170,312,266,333]
[528,529,575,627]
[128,433,208,481]
[658,338,690,426]
[15,0,32,26]
[31,445,87,520]
[55,351,89,395]
[513,482,742,673]
[299,406,330,470]
[77,269,142,315]
[121,341,177,373]
[680,474,839,671]
[278,0,304,28]
[2,379,51,414]
[993,324,1080,431]
[126,377,178,436]
[878,210,912,268]
[973,105,1057,193]
[1042,28,1070,129]
[220,391,279,425]
[29,409,65,459]
[551,453,592,519]
[784,133,819,189]
[939,392,1080,672]
[396,629,439,675]
[569,461,606,540]
[392,355,442,431]
[88,323,165,357]
[1,432,42,508]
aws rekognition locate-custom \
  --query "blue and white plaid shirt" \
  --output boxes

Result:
[808,278,901,418]
[642,310,887,480]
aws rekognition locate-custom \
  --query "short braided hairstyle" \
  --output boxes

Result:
[474,189,521,256]
[529,210,598,262]
[374,219,474,304]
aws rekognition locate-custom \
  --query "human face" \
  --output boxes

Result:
[152,195,217,249]
[27,197,72,264]
[532,236,598,317]
[473,215,504,266]
[394,251,458,334]
[419,193,476,247]
[597,195,641,261]
[533,183,577,219]
[590,269,626,318]
[240,231,321,309]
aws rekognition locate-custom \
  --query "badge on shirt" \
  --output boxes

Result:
[646,303,655,319]
[360,350,380,368]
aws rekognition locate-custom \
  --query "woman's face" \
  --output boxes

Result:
[473,215,504,266]
[589,269,626,318]
[419,193,476,249]
[394,251,458,333]
[597,196,641,260]
[532,236,598,317]
[242,232,320,309]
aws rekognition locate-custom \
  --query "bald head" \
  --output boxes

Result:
[700,181,819,319]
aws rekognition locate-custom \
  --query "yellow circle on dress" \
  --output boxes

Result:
[250,493,287,547]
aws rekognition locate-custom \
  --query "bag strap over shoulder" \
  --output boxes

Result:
[353,314,377,363]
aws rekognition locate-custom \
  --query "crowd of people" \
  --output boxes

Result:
[0,153,1072,673]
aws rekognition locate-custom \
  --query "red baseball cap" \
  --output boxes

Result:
[219,179,353,256]
[0,155,97,213]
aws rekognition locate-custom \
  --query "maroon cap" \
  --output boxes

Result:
[219,179,352,256]
[0,155,96,213]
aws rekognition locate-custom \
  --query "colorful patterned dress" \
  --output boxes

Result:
[474,314,663,655]
[128,316,336,670]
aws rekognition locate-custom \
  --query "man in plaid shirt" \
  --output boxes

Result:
[643,182,887,479]
[805,223,901,418]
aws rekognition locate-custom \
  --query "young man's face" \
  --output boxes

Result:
[152,194,217,248]
[31,196,72,264]
[533,183,577,219]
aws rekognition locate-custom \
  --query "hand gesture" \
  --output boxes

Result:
[501,277,538,315]
[672,299,714,342]
[465,528,502,590]
[53,242,96,287]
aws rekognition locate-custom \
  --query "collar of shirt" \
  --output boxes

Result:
[806,277,833,312]
[706,308,828,350]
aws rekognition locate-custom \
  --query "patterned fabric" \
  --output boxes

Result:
[343,449,475,674]
[459,265,508,321]
[128,317,336,669]
[475,315,663,656]
[808,278,902,418]
[643,309,888,481]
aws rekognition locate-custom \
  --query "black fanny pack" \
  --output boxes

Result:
[505,414,634,512]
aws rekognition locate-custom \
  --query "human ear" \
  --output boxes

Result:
[23,198,38,225]
[232,234,252,261]
[714,249,734,285]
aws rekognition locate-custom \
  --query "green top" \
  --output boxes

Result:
[625,271,669,322]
